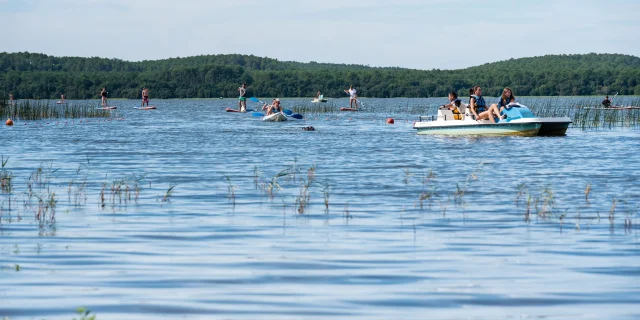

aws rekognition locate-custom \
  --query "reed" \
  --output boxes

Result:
[523,97,640,129]
[1,156,13,194]
[584,183,592,203]
[162,184,176,203]
[74,307,97,320]
[289,102,342,115]
[0,100,112,120]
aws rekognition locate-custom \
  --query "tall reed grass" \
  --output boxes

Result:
[524,98,640,129]
[0,100,111,120]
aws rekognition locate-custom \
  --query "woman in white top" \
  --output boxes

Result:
[344,85,358,110]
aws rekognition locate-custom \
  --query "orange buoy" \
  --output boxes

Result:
[6,119,13,126]
[386,118,394,124]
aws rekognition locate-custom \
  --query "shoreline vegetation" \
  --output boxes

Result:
[1,52,639,99]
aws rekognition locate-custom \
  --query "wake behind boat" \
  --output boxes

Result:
[413,103,571,136]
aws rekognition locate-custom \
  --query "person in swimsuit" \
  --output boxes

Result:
[9,93,14,105]
[264,98,282,115]
[60,94,65,103]
[238,83,247,112]
[100,88,108,107]
[469,86,502,123]
[344,85,358,110]
[142,87,150,107]
[315,91,321,100]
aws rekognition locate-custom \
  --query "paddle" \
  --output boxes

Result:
[612,92,619,106]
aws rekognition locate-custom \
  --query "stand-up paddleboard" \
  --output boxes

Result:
[593,106,640,110]
[139,106,157,110]
[99,106,117,110]
[340,107,358,112]
[225,108,254,113]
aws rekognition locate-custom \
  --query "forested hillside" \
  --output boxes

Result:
[1,52,638,99]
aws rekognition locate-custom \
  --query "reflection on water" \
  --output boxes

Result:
[1,98,639,319]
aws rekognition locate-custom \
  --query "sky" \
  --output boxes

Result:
[1,0,639,70]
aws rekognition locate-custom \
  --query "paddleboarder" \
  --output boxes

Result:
[9,93,14,105]
[142,87,150,107]
[344,85,358,110]
[238,83,247,112]
[100,88,108,107]
[602,95,612,108]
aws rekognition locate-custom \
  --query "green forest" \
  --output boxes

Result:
[1,52,639,99]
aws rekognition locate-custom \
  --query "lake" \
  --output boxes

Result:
[1,97,639,319]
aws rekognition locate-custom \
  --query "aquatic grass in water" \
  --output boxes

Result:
[522,97,640,129]
[0,100,112,120]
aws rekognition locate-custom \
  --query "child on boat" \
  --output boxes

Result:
[492,87,516,113]
[440,91,466,120]
[469,86,502,123]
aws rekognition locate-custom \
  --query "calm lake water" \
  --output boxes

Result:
[1,98,639,319]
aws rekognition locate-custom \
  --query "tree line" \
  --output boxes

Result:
[1,52,639,100]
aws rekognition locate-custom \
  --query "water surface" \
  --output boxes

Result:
[1,98,639,319]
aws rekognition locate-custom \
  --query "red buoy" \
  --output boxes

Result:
[6,119,14,126]
[386,118,394,124]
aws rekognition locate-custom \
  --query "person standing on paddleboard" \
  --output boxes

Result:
[142,87,150,107]
[100,88,108,107]
[238,83,247,112]
[344,85,358,110]
[9,93,14,105]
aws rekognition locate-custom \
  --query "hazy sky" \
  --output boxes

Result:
[1,0,638,70]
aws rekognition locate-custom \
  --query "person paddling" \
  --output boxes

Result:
[602,95,612,108]
[344,85,358,110]
[264,98,283,115]
[9,93,14,105]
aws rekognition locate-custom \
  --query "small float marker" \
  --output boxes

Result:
[6,118,14,126]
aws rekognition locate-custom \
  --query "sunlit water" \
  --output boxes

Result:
[1,98,639,319]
